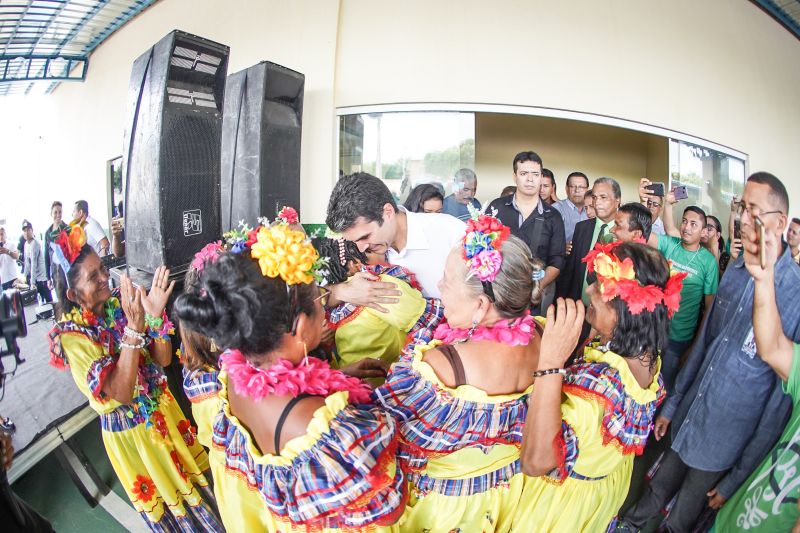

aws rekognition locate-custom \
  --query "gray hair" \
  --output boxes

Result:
[594,177,621,200]
[462,235,544,318]
[454,168,477,184]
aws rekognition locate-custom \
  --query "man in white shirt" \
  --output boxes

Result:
[326,172,465,309]
[73,200,110,256]
[0,227,21,290]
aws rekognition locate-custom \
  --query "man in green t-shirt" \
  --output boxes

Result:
[713,209,800,532]
[646,188,719,391]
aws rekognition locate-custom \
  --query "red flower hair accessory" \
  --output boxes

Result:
[582,240,686,316]
[54,225,86,264]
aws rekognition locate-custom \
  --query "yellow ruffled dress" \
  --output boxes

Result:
[328,266,443,375]
[52,305,220,531]
[373,340,533,533]
[513,346,664,532]
[209,372,407,532]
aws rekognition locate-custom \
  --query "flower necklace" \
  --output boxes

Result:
[219,349,372,403]
[61,297,168,429]
[434,311,536,346]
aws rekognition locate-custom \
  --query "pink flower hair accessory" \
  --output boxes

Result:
[191,241,224,273]
[220,349,372,403]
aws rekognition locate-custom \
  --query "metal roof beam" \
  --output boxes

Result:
[0,53,88,82]
[750,0,800,40]
[1,0,36,54]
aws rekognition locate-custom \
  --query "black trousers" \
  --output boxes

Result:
[34,281,52,303]
[621,447,725,533]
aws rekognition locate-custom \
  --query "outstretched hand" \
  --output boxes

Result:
[539,298,585,369]
[142,265,176,318]
[120,274,145,332]
[742,221,780,281]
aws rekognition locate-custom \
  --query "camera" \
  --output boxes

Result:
[0,289,27,383]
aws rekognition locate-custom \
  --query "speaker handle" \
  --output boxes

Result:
[226,72,249,230]
[123,49,154,276]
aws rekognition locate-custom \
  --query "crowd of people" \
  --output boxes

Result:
[36,151,800,533]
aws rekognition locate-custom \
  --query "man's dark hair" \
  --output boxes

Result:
[512,151,543,173]
[619,202,654,240]
[541,168,554,184]
[501,185,517,197]
[51,201,62,210]
[747,172,789,214]
[326,173,397,232]
[683,205,707,221]
[75,200,89,214]
[594,177,622,200]
[566,171,589,188]
[792,217,800,226]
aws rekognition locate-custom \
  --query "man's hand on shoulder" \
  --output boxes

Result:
[329,271,402,313]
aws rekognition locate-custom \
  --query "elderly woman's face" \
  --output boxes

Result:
[437,248,480,329]
[585,281,617,341]
[69,251,112,312]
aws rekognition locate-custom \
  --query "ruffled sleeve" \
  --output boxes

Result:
[374,341,530,473]
[213,378,406,530]
[548,349,664,482]
[59,331,119,412]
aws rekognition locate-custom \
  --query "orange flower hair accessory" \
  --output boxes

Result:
[582,241,687,317]
[49,224,87,284]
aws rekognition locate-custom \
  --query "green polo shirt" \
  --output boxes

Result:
[582,217,616,305]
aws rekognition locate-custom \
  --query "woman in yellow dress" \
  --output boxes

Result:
[174,219,407,532]
[48,226,221,531]
[311,236,444,374]
[373,211,545,532]
[517,242,684,531]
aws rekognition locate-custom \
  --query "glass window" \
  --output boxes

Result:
[339,111,475,204]
[668,139,745,223]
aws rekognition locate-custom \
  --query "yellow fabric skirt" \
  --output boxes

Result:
[512,455,634,532]
[102,392,213,523]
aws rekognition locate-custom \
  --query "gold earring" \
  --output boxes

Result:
[303,341,309,366]
[210,338,218,353]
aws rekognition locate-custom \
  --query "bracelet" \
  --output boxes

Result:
[123,326,146,339]
[532,368,567,379]
[119,338,146,350]
[146,311,174,343]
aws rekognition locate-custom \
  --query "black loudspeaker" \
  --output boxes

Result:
[122,30,229,274]
[221,61,304,230]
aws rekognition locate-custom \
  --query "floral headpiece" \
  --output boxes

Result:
[582,241,687,317]
[49,225,87,282]
[191,241,224,273]
[223,207,329,286]
[462,204,510,283]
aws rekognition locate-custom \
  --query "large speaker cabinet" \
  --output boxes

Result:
[220,61,304,230]
[122,30,229,274]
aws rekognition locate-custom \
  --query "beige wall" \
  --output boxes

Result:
[335,0,800,217]
[3,0,799,231]
[474,113,664,204]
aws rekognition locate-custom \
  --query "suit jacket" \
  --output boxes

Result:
[556,217,596,300]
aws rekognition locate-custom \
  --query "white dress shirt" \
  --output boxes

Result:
[387,208,466,298]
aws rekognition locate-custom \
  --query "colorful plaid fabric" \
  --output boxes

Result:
[182,366,220,404]
[373,342,530,496]
[87,354,115,399]
[211,391,407,529]
[140,493,221,533]
[562,353,665,456]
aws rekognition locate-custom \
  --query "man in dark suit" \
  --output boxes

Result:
[556,177,621,304]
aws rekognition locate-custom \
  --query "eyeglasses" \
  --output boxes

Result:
[314,287,330,308]
[567,184,588,191]
[736,203,784,219]
[705,224,721,232]
[647,200,662,208]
